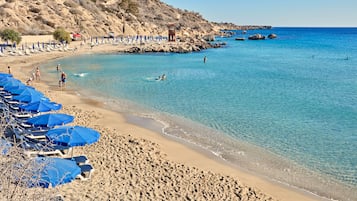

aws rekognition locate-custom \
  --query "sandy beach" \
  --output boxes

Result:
[0,36,325,201]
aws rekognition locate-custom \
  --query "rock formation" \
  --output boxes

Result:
[248,34,266,40]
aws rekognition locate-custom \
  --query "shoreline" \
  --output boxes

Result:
[1,41,325,200]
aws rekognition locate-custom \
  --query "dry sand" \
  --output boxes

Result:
[0,37,324,201]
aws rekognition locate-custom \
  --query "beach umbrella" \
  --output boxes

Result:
[0,73,12,78]
[13,87,44,97]
[26,113,74,127]
[0,77,21,88]
[26,157,80,188]
[12,88,45,103]
[7,85,34,95]
[46,126,100,147]
[20,100,62,113]
[4,82,27,93]
[12,93,45,103]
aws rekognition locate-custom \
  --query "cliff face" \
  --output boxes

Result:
[0,0,229,37]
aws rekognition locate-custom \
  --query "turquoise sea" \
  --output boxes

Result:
[42,28,357,200]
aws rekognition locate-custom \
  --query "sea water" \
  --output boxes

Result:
[42,28,357,200]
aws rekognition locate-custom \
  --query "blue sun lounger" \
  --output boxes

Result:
[76,164,94,181]
[64,155,89,165]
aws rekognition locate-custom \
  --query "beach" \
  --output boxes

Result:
[0,36,325,201]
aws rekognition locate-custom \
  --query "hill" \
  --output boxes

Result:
[1,0,221,37]
[0,0,269,38]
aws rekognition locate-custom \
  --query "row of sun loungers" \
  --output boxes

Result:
[0,73,96,183]
[0,35,169,57]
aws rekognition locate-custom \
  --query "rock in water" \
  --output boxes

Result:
[268,33,277,39]
[248,34,265,40]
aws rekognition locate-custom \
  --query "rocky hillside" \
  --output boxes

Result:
[0,0,247,38]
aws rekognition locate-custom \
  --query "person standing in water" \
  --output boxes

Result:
[56,64,61,79]
[59,71,67,88]
[203,56,207,63]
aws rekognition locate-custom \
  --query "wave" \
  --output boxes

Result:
[73,72,88,77]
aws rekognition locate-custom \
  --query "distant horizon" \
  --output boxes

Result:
[162,0,357,27]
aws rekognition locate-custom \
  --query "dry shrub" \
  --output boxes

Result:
[1,3,14,9]
[45,21,56,28]
[64,0,79,8]
[29,7,41,13]
[79,0,98,13]
[69,8,82,15]
[0,7,7,16]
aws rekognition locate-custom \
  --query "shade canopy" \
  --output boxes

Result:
[0,73,12,78]
[28,157,81,188]
[7,85,34,95]
[4,82,27,92]
[46,126,100,147]
[0,77,21,88]
[20,100,62,113]
[12,88,46,103]
[26,113,74,127]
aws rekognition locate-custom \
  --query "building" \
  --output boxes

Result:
[168,24,176,42]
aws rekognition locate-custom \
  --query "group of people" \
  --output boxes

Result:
[24,64,66,88]
[25,67,41,85]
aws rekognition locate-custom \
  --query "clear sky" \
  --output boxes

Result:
[161,0,357,27]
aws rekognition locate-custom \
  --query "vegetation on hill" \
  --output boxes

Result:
[0,29,21,44]
[53,28,71,44]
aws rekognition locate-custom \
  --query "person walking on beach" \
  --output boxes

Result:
[7,66,11,74]
[59,71,67,88]
[56,64,61,79]
[203,56,207,63]
[35,67,41,81]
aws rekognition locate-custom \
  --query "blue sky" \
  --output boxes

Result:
[162,0,357,27]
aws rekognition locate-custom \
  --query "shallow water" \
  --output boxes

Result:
[42,28,357,200]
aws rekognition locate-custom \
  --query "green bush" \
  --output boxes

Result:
[53,28,71,44]
[0,29,22,44]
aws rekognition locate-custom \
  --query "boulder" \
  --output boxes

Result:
[268,33,277,39]
[248,34,265,40]
[203,35,215,41]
